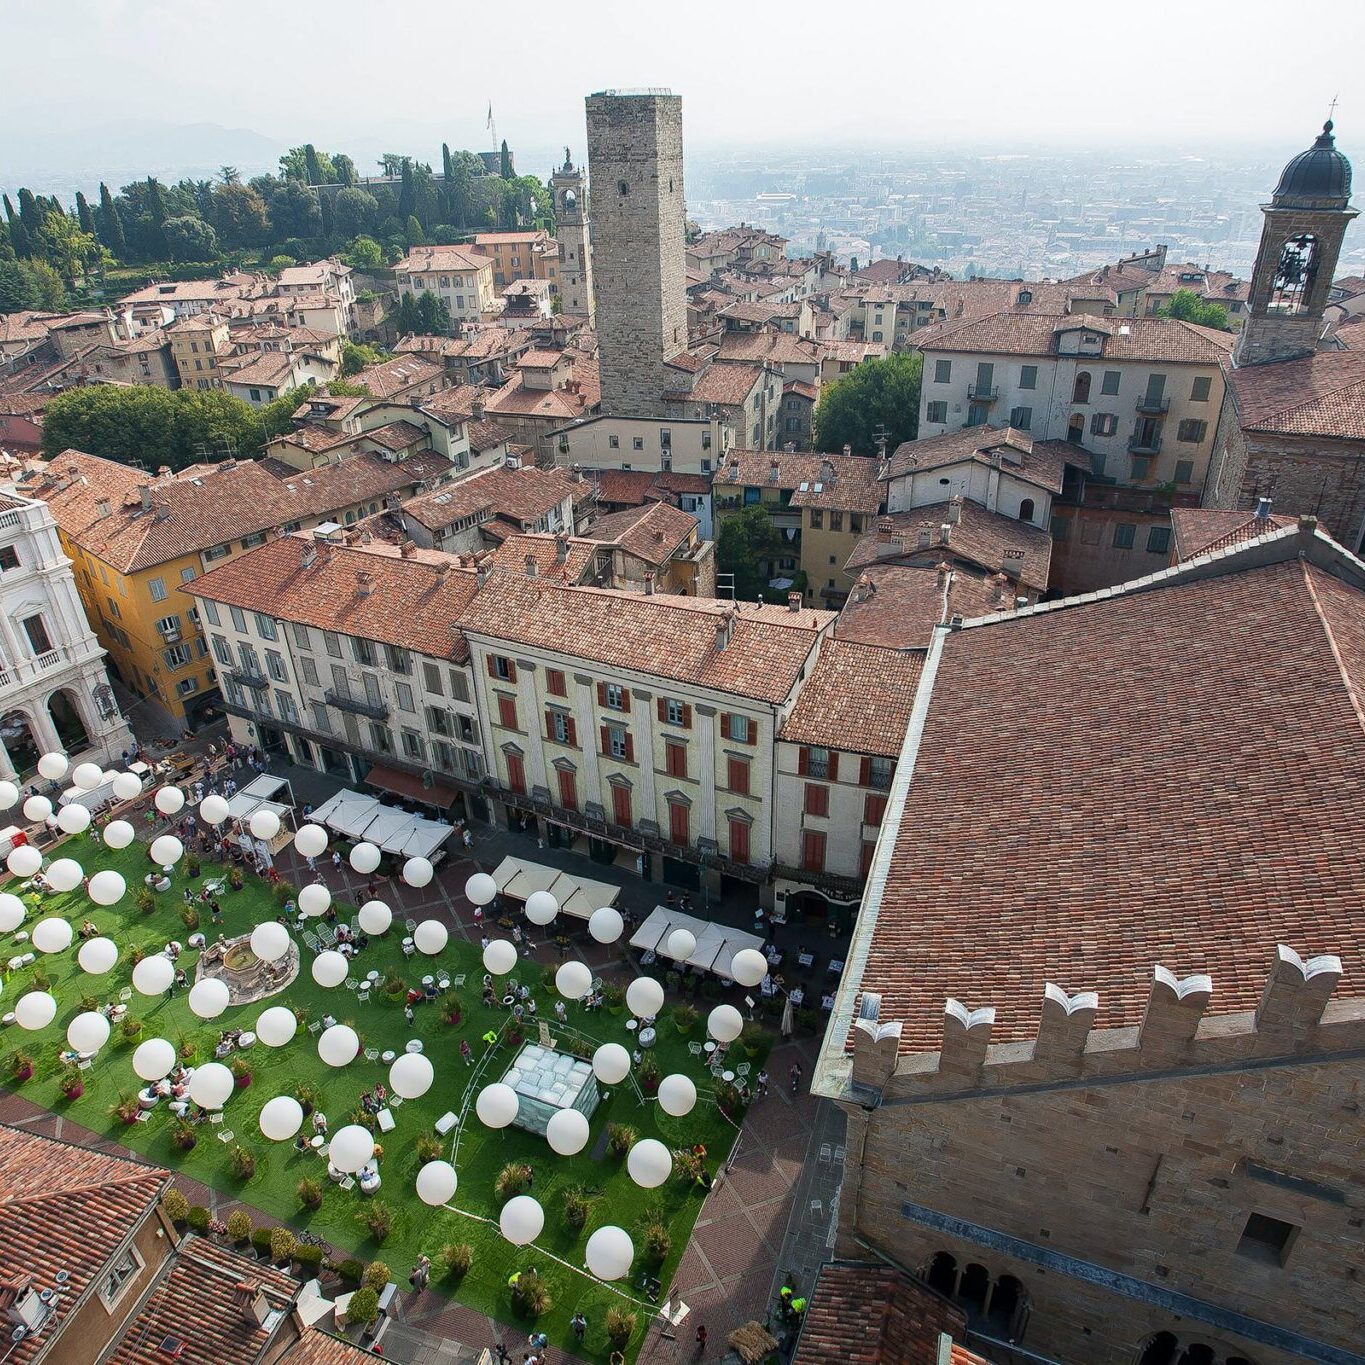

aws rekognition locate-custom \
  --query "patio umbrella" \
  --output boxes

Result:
[780,994,795,1037]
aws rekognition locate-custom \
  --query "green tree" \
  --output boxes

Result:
[813,350,922,454]
[333,154,357,187]
[4,195,28,259]
[342,235,384,271]
[40,213,99,284]
[143,178,169,258]
[211,183,270,248]
[219,165,240,185]
[500,140,512,179]
[1157,288,1230,331]
[334,188,378,239]
[716,504,784,602]
[96,183,126,259]
[268,182,321,240]
[280,145,335,184]
[75,191,96,236]
[17,189,44,251]
[405,214,425,247]
[397,159,415,222]
[21,258,66,310]
[378,153,403,178]
[163,215,220,262]
[341,341,388,375]
[416,291,450,334]
[304,144,323,187]
[0,260,40,314]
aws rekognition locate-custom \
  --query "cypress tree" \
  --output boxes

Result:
[500,140,512,179]
[3,195,27,259]
[398,159,415,222]
[75,191,96,235]
[17,188,43,246]
[97,183,127,259]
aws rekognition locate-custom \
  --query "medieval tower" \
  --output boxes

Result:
[550,150,594,324]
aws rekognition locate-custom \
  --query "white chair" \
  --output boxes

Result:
[377,1108,396,1133]
[209,1112,224,1124]
[364,1048,380,1062]
[308,1021,322,1034]
[452,974,466,988]
[687,1042,703,1057]
[216,1128,234,1143]
[356,988,370,1004]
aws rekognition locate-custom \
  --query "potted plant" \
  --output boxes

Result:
[8,1050,35,1083]
[230,1056,252,1088]
[344,1287,379,1330]
[606,1307,638,1352]
[171,1118,199,1151]
[270,1227,297,1266]
[562,1185,590,1231]
[186,1206,211,1234]
[113,1093,142,1125]
[228,1144,256,1180]
[121,1015,144,1043]
[637,1054,661,1095]
[163,1189,190,1225]
[227,1210,253,1243]
[58,1064,84,1100]
[136,886,156,915]
[509,1268,552,1319]
[185,854,201,879]
[297,1177,324,1212]
[441,993,462,1026]
[414,1136,441,1164]
[440,1243,472,1280]
[672,1002,698,1034]
[227,867,245,891]
[179,905,200,930]
[361,1262,390,1293]
[607,1123,637,1159]
[359,1202,392,1245]
[297,1082,322,1116]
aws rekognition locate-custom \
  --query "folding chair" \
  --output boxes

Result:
[216,1129,234,1144]
[339,1176,356,1191]
[118,987,133,1002]
[356,987,370,1004]
[405,919,418,932]
[308,1021,322,1034]
[302,931,322,953]
[364,1048,380,1062]
[389,1096,403,1108]
[687,1042,704,1057]
[345,978,360,991]
[736,1063,751,1078]
[209,1111,224,1124]
[452,974,466,988]
[402,942,416,958]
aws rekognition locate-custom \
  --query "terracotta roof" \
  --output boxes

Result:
[852,530,1365,1054]
[717,333,822,367]
[485,374,593,421]
[188,533,478,660]
[421,385,489,422]
[1170,507,1300,561]
[488,532,598,581]
[823,339,887,362]
[401,464,580,533]
[358,420,429,452]
[911,311,1234,363]
[683,361,766,407]
[0,310,65,345]
[396,327,532,361]
[394,245,490,275]
[781,639,923,757]
[349,354,444,399]
[716,449,882,513]
[885,425,1074,494]
[516,349,567,369]
[467,419,513,453]
[281,1331,387,1365]
[591,469,711,507]
[834,563,1002,650]
[583,500,699,563]
[220,351,301,388]
[784,380,818,401]
[459,576,833,704]
[1229,349,1365,441]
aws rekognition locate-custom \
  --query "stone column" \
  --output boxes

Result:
[694,704,717,842]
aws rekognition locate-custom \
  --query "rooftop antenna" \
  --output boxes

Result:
[1328,94,1340,123]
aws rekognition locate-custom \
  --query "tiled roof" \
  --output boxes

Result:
[885,425,1074,494]
[834,563,1001,650]
[583,501,698,563]
[823,339,887,362]
[485,375,592,421]
[188,533,478,660]
[349,354,444,399]
[781,639,923,757]
[853,532,1365,1054]
[281,1331,387,1365]
[717,333,822,367]
[467,419,513,453]
[394,244,490,275]
[359,420,429,452]
[683,361,766,407]
[716,449,882,513]
[0,310,65,345]
[1229,349,1365,441]
[591,469,711,507]
[911,311,1234,363]
[459,576,833,704]
[220,351,299,388]
[516,349,568,369]
[488,532,598,581]
[400,464,580,533]
[396,328,533,361]
[1145,262,1249,303]
[420,385,489,422]
[1169,507,1299,561]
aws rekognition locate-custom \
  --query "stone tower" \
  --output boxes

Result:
[585,90,688,416]
[550,149,594,324]
[1236,120,1356,366]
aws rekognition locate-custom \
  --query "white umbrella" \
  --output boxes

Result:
[780,994,795,1038]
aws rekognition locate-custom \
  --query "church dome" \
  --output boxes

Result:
[1274,121,1352,203]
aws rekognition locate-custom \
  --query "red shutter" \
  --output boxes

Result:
[745,718,757,746]
[506,660,517,683]
[620,688,631,710]
[624,731,635,763]
[657,697,667,722]
[681,703,692,728]
[611,785,632,828]
[486,654,497,678]
[828,751,840,782]
[557,769,578,811]
[798,747,810,776]
[805,783,828,817]
[544,709,555,741]
[864,793,888,825]
[600,725,611,756]
[729,819,750,865]
[507,753,526,794]
[566,716,577,747]
[597,682,607,707]
[860,839,876,879]
[497,695,517,729]
[669,802,689,846]
[720,712,730,741]
[859,755,872,786]
[802,829,826,872]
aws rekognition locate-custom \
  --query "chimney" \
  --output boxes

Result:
[301,543,317,569]
[471,398,485,421]
[139,485,153,511]
[644,570,656,595]
[843,444,852,456]
[787,590,802,612]
[989,572,1008,605]
[233,1283,263,1326]
[916,527,932,549]
[939,523,952,545]
[554,533,568,564]
[357,571,375,596]
[436,559,452,580]
[715,608,736,651]
[95,499,111,519]
[936,560,952,587]
[157,465,172,478]
[947,496,962,525]
[784,442,796,453]
[1254,496,1273,521]
[475,561,489,586]
[877,517,895,542]
[524,555,538,578]
[400,539,416,558]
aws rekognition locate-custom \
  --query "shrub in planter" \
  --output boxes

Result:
[672,1148,704,1184]
[672,1002,698,1035]
[494,1162,531,1202]
[607,1123,637,1159]
[297,1177,324,1212]
[637,1055,661,1095]
[414,1135,442,1164]
[738,1021,767,1056]
[251,1227,275,1256]
[228,1145,257,1181]
[640,1220,671,1266]
[230,1056,252,1088]
[715,1080,742,1121]
[345,1287,380,1328]
[296,1082,322,1116]
[136,886,156,914]
[440,1243,472,1280]
[177,1036,197,1063]
[113,1093,142,1125]
[602,982,626,1011]
[293,1243,324,1274]
[441,993,462,1025]
[568,1035,592,1060]
[27,969,50,992]
[270,1228,297,1264]
[361,1261,390,1293]
[163,1188,190,1224]
[272,881,295,906]
[606,1306,638,1351]
[185,855,201,879]
[510,1268,552,1319]
[186,1205,211,1234]
[7,1051,34,1083]
[58,1065,84,1099]
[171,1119,199,1150]
[129,943,148,965]
[335,1258,365,1287]
[227,1210,252,1242]
[562,1185,590,1231]
[227,867,245,891]
[79,992,100,1013]
[179,905,200,931]
[382,972,406,1002]
[360,1201,392,1245]
[120,1015,144,1043]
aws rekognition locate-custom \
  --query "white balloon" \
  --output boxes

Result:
[32,917,73,953]
[0,780,18,810]
[249,808,280,840]
[475,1082,519,1129]
[132,954,174,995]
[311,950,348,988]
[658,1073,697,1118]
[403,856,433,888]
[23,795,52,822]
[730,948,768,988]
[44,857,83,892]
[483,939,517,976]
[259,1095,304,1142]
[88,870,126,906]
[72,763,103,791]
[626,976,664,1019]
[627,1137,673,1189]
[547,1107,590,1156]
[298,883,331,918]
[318,1023,359,1067]
[294,823,328,858]
[188,977,230,1019]
[708,1004,744,1043]
[6,844,41,877]
[198,793,229,825]
[251,922,291,963]
[524,890,558,926]
[667,929,697,962]
[67,1010,110,1053]
[78,936,119,975]
[56,803,91,834]
[255,1005,297,1047]
[592,1042,631,1086]
[588,907,623,944]
[102,820,135,850]
[188,1061,234,1109]
[329,1123,374,1173]
[133,1037,176,1081]
[111,771,143,802]
[464,872,497,906]
[389,1051,434,1099]
[413,919,448,955]
[14,990,56,1030]
[415,1160,457,1207]
[0,892,24,932]
[154,785,185,814]
[149,835,183,866]
[556,960,591,1000]
[358,900,391,935]
[349,841,381,874]
[585,1225,635,1281]
[37,753,68,781]
[499,1194,543,1246]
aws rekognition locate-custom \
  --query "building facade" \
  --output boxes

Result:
[550,151,595,322]
[393,246,497,324]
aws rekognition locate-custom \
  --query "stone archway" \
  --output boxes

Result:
[47,689,91,753]
[0,710,41,779]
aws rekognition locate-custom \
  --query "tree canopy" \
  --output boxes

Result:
[1156,288,1230,331]
[813,351,922,455]
[716,505,785,603]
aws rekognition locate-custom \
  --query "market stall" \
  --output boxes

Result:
[310,788,454,863]
[629,906,766,981]
[490,855,621,921]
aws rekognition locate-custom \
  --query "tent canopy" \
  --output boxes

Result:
[310,787,453,860]
[490,856,620,922]
[225,775,292,824]
[629,906,766,980]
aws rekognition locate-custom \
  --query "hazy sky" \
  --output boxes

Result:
[3,0,1362,157]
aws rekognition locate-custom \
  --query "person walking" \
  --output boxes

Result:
[408,1254,431,1291]
[756,1069,769,1099]
[570,1312,587,1341]
[694,1324,708,1354]
[789,1060,803,1095]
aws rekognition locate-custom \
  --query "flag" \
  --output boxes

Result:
[486,103,494,131]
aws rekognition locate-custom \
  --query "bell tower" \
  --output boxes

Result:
[1237,120,1356,366]
[550,148,594,324]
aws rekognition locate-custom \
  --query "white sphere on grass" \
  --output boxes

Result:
[464,872,497,905]
[67,1010,110,1053]
[626,976,664,1019]
[149,835,183,866]
[402,856,433,888]
[329,1123,374,1173]
[188,1061,234,1109]
[44,858,83,892]
[483,939,516,976]
[37,753,68,782]
[499,1194,543,1246]
[585,1225,635,1281]
[88,870,126,906]
[258,1095,304,1142]
[188,977,230,1019]
[198,794,229,825]
[415,1160,457,1207]
[349,842,380,874]
[56,803,91,835]
[546,1107,590,1156]
[132,955,174,996]
[78,936,119,975]
[311,950,348,988]
[0,780,18,810]
[7,844,41,878]
[318,1023,359,1067]
[667,928,696,962]
[23,796,51,823]
[389,1051,433,1099]
[249,808,280,840]
[588,907,623,944]
[72,763,103,791]
[294,823,328,858]
[627,1138,673,1189]
[730,948,768,988]
[255,1005,297,1048]
[32,917,73,953]
[102,820,134,850]
[15,991,56,1030]
[658,1073,697,1118]
[524,890,557,926]
[133,1037,176,1081]
[298,883,330,918]
[154,785,184,815]
[555,960,591,1000]
[358,900,391,935]
[0,892,24,932]
[475,1082,519,1129]
[592,1042,630,1086]
[413,919,447,955]
[112,771,143,802]
[251,921,291,963]
[708,1004,744,1043]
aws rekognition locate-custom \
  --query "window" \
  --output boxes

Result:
[21,614,52,655]
[665,740,687,778]
[155,614,181,636]
[387,646,412,675]
[864,791,889,824]
[1100,370,1121,396]
[1146,526,1172,555]
[1237,1213,1298,1266]
[324,631,342,658]
[1113,523,1136,549]
[926,401,948,424]
[1177,419,1207,443]
[422,661,444,695]
[228,605,247,633]
[546,668,566,697]
[204,544,230,562]
[1174,460,1194,484]
[352,637,376,666]
[801,828,826,873]
[497,695,518,729]
[402,729,425,760]
[179,566,196,584]
[664,698,687,726]
[727,756,751,795]
[1018,498,1035,523]
[608,435,620,449]
[490,654,516,682]
[148,576,168,602]
[450,670,470,703]
[556,768,578,811]
[101,1248,143,1307]
[867,755,893,789]
[861,839,877,879]
[810,509,823,529]
[1089,412,1117,437]
[211,635,233,666]
[1072,371,1091,404]
[1009,406,1032,430]
[266,650,287,682]
[546,710,573,745]
[177,677,199,698]
[276,690,297,723]
[202,599,220,627]
[611,784,632,828]
[1018,365,1037,390]
[826,510,842,533]
[254,612,277,640]
[395,681,415,712]
[1191,375,1212,402]
[604,682,625,710]
[933,359,951,384]
[369,722,393,753]
[802,746,831,780]
[605,723,629,759]
[804,783,829,817]
[241,532,267,550]
[632,437,644,451]
[668,800,690,846]
[729,817,751,865]
[1131,456,1151,481]
[162,642,192,669]
[300,656,319,686]
[363,673,383,709]
[506,751,526,794]
[726,714,752,744]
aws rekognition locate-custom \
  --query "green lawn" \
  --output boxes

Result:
[0,833,762,1361]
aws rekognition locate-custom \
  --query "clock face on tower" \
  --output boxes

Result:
[1270,233,1319,313]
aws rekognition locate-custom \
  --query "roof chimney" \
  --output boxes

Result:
[356,571,375,596]
[989,572,1008,605]
[947,496,962,525]
[939,523,951,545]
[1254,496,1273,521]
[786,590,801,612]
[471,398,485,421]
[301,543,317,569]
[95,499,112,519]
[400,539,416,558]
[877,517,895,542]
[843,444,852,456]
[139,485,153,511]
[644,569,656,595]
[715,607,736,651]
[916,526,933,549]
[524,555,538,578]
[936,560,952,587]
[554,533,568,564]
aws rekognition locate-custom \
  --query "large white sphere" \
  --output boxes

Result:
[524,890,558,926]
[72,763,104,792]
[483,939,516,976]
[15,991,56,1030]
[78,936,119,975]
[154,785,185,815]
[588,907,623,944]
[730,948,768,988]
[88,870,126,906]
[251,921,291,963]
[23,795,52,823]
[311,950,348,988]
[6,844,41,878]
[556,960,592,1000]
[255,1005,297,1048]
[658,1073,698,1118]
[249,808,280,841]
[667,929,697,962]
[0,892,24,932]
[499,1195,544,1246]
[390,1051,434,1100]
[546,1107,590,1156]
[585,1225,635,1282]
[708,1004,744,1043]
[627,1138,673,1189]
[349,842,381,874]
[198,793,229,825]
[188,977,230,1019]
[149,835,183,866]
[56,803,91,835]
[464,872,497,906]
[592,1042,631,1086]
[318,1023,359,1067]
[626,977,665,1019]
[294,823,328,858]
[111,771,143,802]
[475,1082,519,1129]
[416,1160,457,1207]
[358,900,391,935]
[413,920,448,956]
[298,883,331,918]
[132,955,174,996]
[37,753,68,782]
[133,1037,176,1081]
[402,856,434,888]
[0,780,18,810]
[188,1061,234,1109]
[102,820,135,850]
[329,1123,374,1173]
[32,917,73,953]
[44,857,83,892]
[259,1095,304,1142]
[67,1010,110,1053]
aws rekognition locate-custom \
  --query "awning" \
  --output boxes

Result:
[311,785,454,861]
[629,905,766,979]
[365,763,460,808]
[490,855,621,921]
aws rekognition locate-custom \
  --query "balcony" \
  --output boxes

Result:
[325,688,389,721]
[227,667,269,691]
[967,384,999,403]
[1127,433,1163,455]
[1135,395,1170,415]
